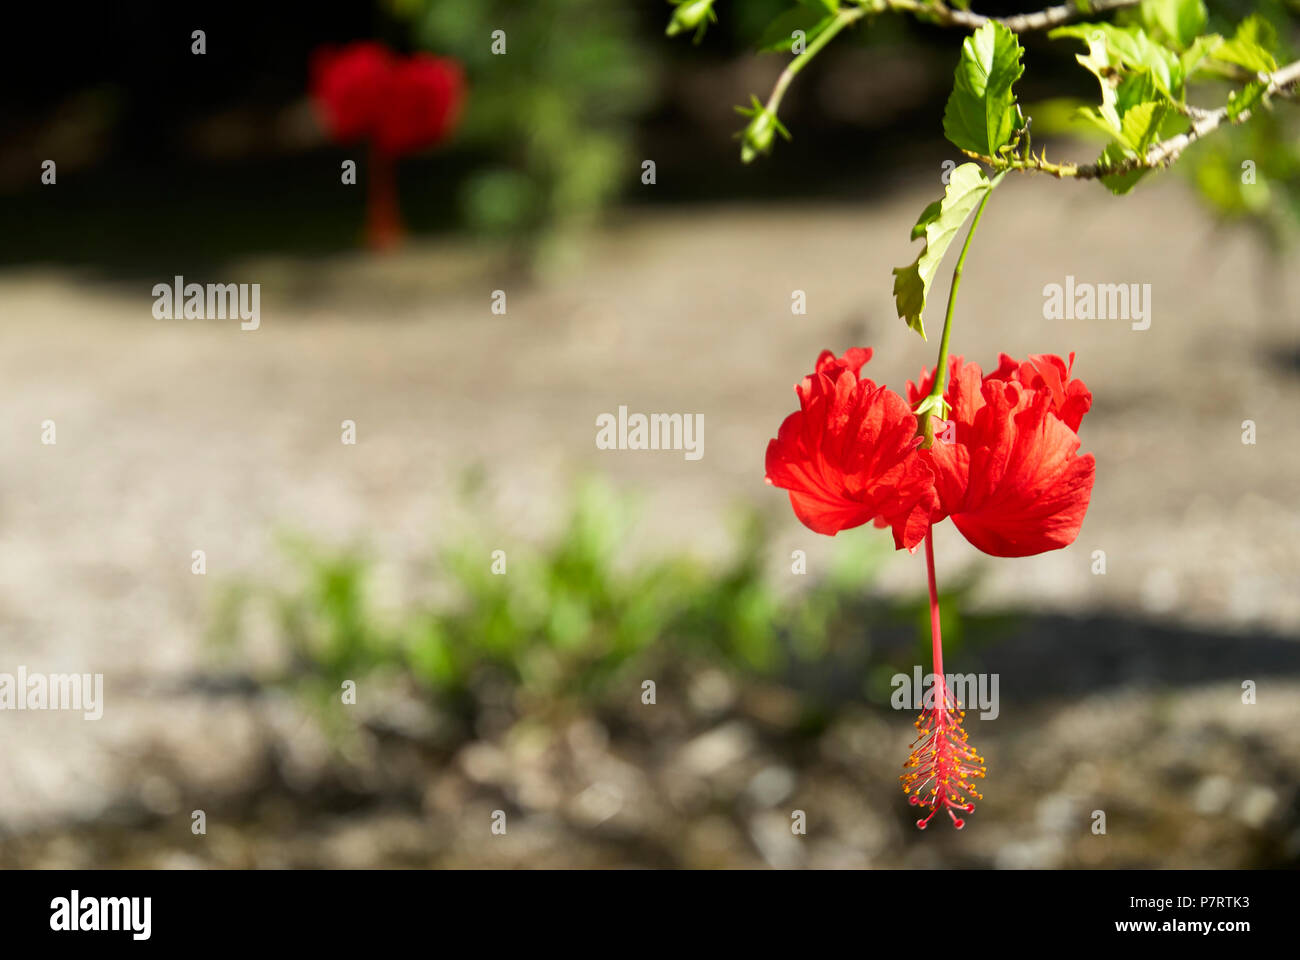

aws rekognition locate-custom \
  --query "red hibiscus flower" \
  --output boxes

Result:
[767,346,1095,830]
[311,43,463,153]
[907,353,1095,558]
[765,348,938,551]
[309,42,465,250]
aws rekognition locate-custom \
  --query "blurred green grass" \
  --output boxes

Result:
[208,478,1010,737]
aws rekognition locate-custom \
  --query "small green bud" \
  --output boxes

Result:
[742,114,775,163]
[735,96,790,164]
[666,0,716,39]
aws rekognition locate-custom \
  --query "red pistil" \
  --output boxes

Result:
[900,526,986,829]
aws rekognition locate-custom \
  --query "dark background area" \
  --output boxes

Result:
[0,0,1121,270]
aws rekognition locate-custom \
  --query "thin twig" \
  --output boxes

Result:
[882,0,1142,33]
[762,6,870,121]
[750,0,1298,182]
[754,0,1140,135]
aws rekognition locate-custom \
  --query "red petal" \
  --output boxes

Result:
[766,349,934,550]
[985,351,1092,432]
[310,42,396,143]
[374,54,465,155]
[947,381,1095,557]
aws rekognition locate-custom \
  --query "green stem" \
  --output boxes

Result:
[918,183,996,446]
[765,7,868,115]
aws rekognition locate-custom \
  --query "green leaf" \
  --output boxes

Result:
[1115,99,1168,152]
[1073,106,1120,140]
[1091,97,1168,195]
[1023,96,1110,139]
[756,7,835,53]
[1227,80,1267,119]
[1097,142,1151,194]
[892,163,992,339]
[1211,15,1277,75]
[1058,38,1176,152]
[1067,34,1123,135]
[1058,36,1173,196]
[1138,0,1206,50]
[909,199,943,239]
[1051,23,1184,98]
[1115,69,1161,115]
[1180,33,1223,76]
[942,22,1025,157]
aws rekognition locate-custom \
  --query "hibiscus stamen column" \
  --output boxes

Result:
[900,525,986,829]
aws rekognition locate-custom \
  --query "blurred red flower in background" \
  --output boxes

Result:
[310,42,464,250]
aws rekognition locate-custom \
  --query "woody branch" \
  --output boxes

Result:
[882,0,1142,32]
[960,57,1300,179]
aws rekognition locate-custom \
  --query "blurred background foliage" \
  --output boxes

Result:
[5,0,1299,272]
[209,479,1000,741]
[387,0,657,267]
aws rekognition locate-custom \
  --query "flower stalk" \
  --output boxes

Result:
[916,179,997,446]
[366,142,403,252]
[738,6,868,162]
